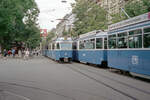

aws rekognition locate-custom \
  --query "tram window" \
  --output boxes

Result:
[144,27,150,33]
[118,38,127,48]
[84,40,90,49]
[108,35,116,49]
[52,44,55,49]
[90,39,95,49]
[48,44,51,50]
[84,39,95,49]
[144,34,150,48]
[129,29,142,35]
[144,27,150,48]
[46,45,48,50]
[79,41,84,49]
[104,38,107,49]
[117,32,127,48]
[56,43,60,49]
[72,42,77,50]
[118,32,127,37]
[129,36,142,48]
[96,38,103,49]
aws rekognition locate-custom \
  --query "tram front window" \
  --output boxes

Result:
[60,43,72,50]
[144,27,150,48]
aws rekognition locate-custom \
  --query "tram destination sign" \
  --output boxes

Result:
[109,12,150,31]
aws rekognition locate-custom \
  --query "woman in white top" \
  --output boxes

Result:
[24,49,29,60]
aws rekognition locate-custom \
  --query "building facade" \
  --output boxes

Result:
[93,0,129,23]
[55,13,76,36]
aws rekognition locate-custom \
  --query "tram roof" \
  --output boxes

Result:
[77,30,107,40]
[108,12,150,31]
[55,37,73,42]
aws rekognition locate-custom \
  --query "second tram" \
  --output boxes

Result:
[75,30,108,66]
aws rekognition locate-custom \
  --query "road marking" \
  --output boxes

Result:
[3,91,31,100]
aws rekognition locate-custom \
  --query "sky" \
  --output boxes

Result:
[35,0,75,31]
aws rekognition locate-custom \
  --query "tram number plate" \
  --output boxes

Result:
[132,56,139,65]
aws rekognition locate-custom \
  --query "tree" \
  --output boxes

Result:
[0,0,40,50]
[111,12,127,24]
[47,30,55,42]
[125,0,150,17]
[72,0,107,36]
[111,0,150,24]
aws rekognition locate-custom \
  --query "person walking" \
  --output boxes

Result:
[3,49,7,59]
[0,49,2,58]
[8,50,12,57]
[24,49,29,60]
[12,48,15,58]
[18,49,22,58]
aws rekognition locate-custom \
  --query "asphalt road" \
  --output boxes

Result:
[0,56,150,100]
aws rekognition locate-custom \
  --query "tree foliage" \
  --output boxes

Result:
[47,30,55,42]
[0,0,40,50]
[125,0,150,17]
[72,0,107,36]
[111,0,150,24]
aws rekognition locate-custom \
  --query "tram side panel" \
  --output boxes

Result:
[128,50,150,76]
[78,50,107,65]
[107,50,129,71]
[108,50,150,76]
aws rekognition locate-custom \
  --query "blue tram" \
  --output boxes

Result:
[75,30,107,66]
[45,37,73,62]
[107,12,150,77]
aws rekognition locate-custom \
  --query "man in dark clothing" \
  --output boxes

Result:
[3,49,7,57]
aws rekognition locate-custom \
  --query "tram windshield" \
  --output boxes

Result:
[60,42,72,50]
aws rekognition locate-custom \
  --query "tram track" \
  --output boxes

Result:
[65,63,139,100]
[0,81,76,100]
[72,63,150,95]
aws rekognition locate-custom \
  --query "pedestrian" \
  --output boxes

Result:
[18,49,22,58]
[12,48,15,58]
[36,50,39,56]
[0,49,1,58]
[24,49,29,60]
[3,49,7,59]
[8,50,12,57]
